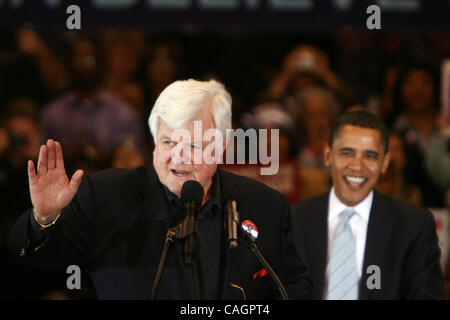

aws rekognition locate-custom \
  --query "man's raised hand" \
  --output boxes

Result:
[28,139,84,225]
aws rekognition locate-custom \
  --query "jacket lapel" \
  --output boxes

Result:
[359,191,393,300]
[310,192,329,299]
[139,165,170,222]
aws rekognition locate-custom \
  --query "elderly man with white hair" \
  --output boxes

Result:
[9,79,312,300]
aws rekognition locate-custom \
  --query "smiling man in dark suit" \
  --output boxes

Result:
[9,79,312,299]
[291,110,445,300]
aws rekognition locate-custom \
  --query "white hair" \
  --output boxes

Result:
[149,79,232,141]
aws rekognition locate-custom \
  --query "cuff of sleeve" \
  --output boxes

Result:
[28,209,59,247]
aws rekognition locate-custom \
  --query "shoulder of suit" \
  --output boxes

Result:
[87,165,148,183]
[291,192,329,216]
[373,190,433,223]
[82,165,152,201]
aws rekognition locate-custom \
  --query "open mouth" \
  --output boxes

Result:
[344,175,367,189]
[171,169,190,177]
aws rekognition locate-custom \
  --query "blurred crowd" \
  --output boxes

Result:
[1,28,450,298]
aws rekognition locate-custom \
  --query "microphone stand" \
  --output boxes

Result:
[150,210,197,299]
[240,221,290,300]
[151,228,176,300]
[183,201,196,265]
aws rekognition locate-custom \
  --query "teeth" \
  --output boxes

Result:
[172,169,188,177]
[345,176,365,184]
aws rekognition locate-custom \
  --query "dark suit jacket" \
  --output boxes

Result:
[10,165,312,299]
[291,190,445,300]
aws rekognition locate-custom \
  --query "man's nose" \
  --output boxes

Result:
[349,154,363,171]
[171,144,190,165]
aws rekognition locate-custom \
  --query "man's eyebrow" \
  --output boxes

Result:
[159,134,172,141]
[364,150,379,157]
[337,147,355,152]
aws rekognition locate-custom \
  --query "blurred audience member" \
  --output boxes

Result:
[264,45,355,109]
[391,63,445,206]
[294,86,340,168]
[143,39,184,115]
[334,30,381,103]
[101,30,146,116]
[241,103,299,161]
[40,38,147,173]
[0,99,40,246]
[366,61,401,125]
[393,63,441,154]
[234,103,301,202]
[16,28,69,96]
[112,139,146,169]
[291,86,339,200]
[375,132,423,205]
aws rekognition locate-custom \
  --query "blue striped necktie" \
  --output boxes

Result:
[326,208,359,300]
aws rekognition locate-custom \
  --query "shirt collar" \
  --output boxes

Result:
[198,171,221,219]
[328,187,373,223]
[161,171,222,220]
[161,179,181,209]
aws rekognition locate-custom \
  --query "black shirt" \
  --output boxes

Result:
[160,173,223,299]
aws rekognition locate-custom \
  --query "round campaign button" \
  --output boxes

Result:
[241,220,259,240]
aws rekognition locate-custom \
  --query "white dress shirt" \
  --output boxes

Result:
[324,187,373,297]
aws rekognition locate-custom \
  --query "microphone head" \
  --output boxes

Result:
[180,180,204,206]
[241,220,259,240]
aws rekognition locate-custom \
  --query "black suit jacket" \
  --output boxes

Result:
[10,165,312,299]
[291,190,445,300]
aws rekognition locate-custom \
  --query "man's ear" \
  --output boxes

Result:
[324,144,332,167]
[381,151,391,174]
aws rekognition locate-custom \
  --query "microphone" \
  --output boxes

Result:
[240,219,290,300]
[180,180,204,265]
[225,200,239,249]
[151,180,203,299]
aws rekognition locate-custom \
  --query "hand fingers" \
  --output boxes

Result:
[55,141,65,170]
[37,144,48,176]
[27,160,37,187]
[47,139,56,170]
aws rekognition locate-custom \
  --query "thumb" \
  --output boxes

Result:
[69,169,84,190]
[58,170,84,207]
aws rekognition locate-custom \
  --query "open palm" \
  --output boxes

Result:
[28,139,84,224]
